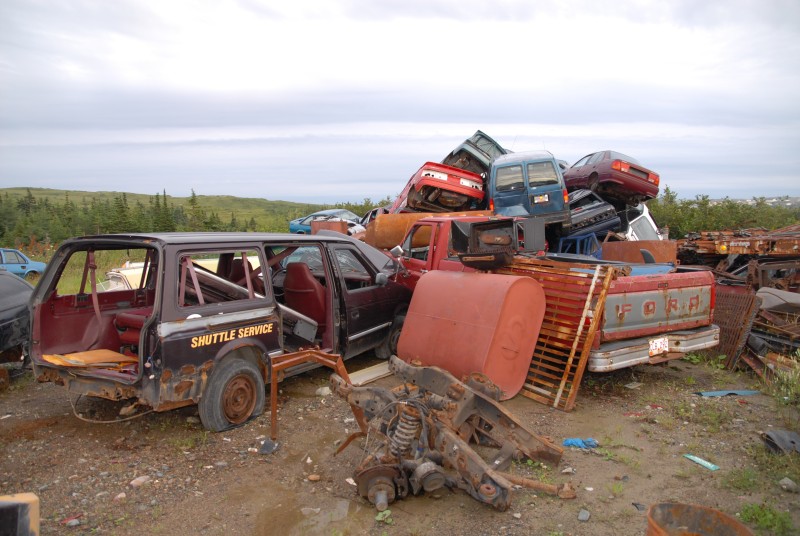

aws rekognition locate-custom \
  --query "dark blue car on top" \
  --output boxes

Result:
[486,151,571,238]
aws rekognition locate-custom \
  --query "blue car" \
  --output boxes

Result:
[0,248,47,280]
[289,209,360,234]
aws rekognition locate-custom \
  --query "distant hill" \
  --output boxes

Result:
[0,187,331,231]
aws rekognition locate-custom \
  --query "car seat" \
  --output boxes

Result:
[283,262,326,332]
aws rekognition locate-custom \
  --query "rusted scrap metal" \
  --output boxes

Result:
[268,347,367,440]
[737,287,800,377]
[330,356,571,512]
[680,224,800,256]
[751,309,800,355]
[600,239,678,265]
[714,258,800,292]
[740,347,799,382]
[495,257,619,411]
[710,286,761,369]
[744,259,800,292]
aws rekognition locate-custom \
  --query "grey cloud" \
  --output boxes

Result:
[2,84,797,132]
[1,0,798,204]
[335,0,800,27]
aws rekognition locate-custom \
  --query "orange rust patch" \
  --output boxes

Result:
[173,380,193,397]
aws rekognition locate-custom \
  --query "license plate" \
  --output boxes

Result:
[533,194,549,204]
[648,336,669,356]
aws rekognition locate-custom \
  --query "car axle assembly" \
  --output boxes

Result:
[331,356,575,512]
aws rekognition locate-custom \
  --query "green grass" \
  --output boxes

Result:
[608,481,624,497]
[170,430,209,451]
[722,467,759,491]
[694,403,733,433]
[740,503,794,536]
[669,399,733,434]
[513,459,554,484]
[766,362,800,409]
[746,444,800,484]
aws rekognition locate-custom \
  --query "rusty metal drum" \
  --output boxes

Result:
[397,270,545,400]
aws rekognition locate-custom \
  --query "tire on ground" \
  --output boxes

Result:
[198,358,265,432]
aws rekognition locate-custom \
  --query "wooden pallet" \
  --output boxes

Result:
[497,258,617,411]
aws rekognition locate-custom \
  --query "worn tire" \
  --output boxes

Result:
[375,314,405,359]
[198,358,265,432]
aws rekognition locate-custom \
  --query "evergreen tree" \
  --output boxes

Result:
[187,189,205,231]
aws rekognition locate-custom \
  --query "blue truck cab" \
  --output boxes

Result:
[486,151,571,237]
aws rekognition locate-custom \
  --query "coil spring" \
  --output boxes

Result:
[389,405,421,457]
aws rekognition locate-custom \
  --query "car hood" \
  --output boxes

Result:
[442,130,510,174]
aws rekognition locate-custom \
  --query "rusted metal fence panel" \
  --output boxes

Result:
[710,286,761,369]
[496,258,617,411]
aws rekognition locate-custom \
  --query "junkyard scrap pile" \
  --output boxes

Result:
[677,223,800,379]
[1,130,799,535]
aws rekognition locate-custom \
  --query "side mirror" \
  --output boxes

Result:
[389,245,404,258]
[375,273,388,287]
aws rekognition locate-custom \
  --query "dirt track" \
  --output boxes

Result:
[1,355,798,535]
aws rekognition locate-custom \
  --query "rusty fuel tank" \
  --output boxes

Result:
[397,271,545,400]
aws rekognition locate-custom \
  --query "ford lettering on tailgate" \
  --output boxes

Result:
[602,281,713,341]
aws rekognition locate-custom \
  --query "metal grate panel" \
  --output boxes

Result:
[497,258,617,411]
[711,286,761,369]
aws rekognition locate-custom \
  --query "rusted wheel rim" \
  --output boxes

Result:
[222,375,257,424]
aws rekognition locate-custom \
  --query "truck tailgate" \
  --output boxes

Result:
[600,271,715,343]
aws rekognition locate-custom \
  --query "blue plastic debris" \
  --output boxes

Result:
[695,390,759,397]
[683,454,719,471]
[563,438,599,449]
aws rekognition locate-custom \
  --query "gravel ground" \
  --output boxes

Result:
[1,356,799,535]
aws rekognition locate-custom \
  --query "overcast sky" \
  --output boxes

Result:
[1,0,799,204]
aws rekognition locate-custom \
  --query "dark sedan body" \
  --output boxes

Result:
[0,270,33,363]
[564,150,659,207]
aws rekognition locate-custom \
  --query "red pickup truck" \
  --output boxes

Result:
[392,216,720,372]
